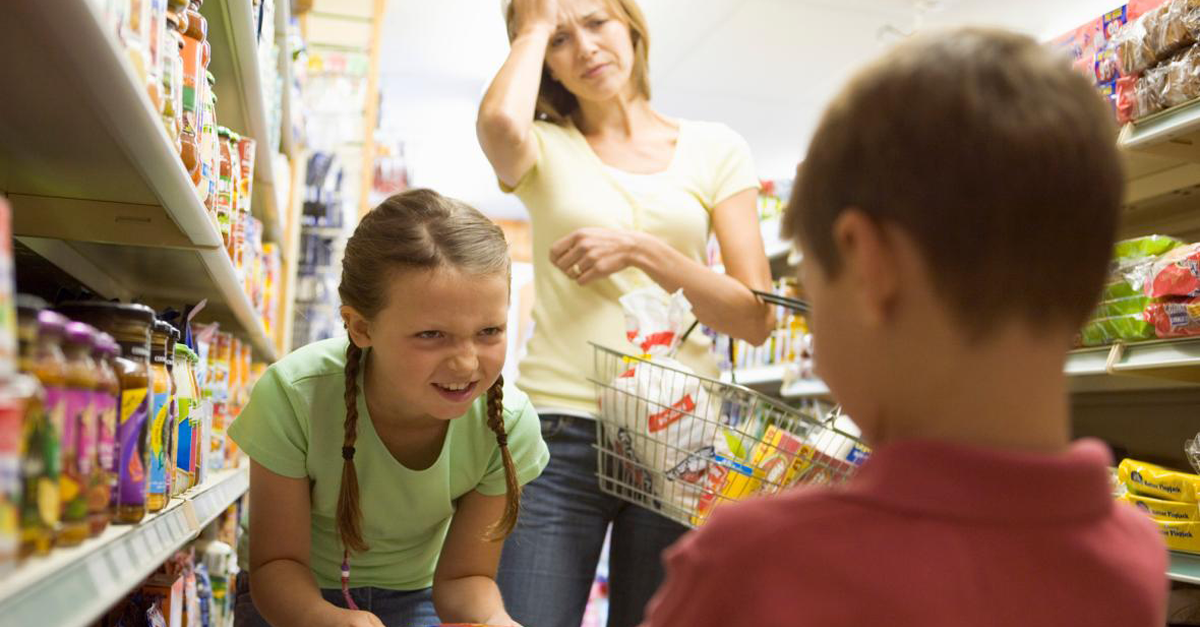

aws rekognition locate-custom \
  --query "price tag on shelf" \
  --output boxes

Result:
[181,501,200,532]
[87,554,119,597]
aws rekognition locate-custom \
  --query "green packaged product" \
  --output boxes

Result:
[1113,235,1185,265]
[1080,313,1156,347]
[1093,295,1154,318]
[1101,280,1142,302]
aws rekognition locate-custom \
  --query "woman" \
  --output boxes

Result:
[477,1,774,625]
[229,190,549,627]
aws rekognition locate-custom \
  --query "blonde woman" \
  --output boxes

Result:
[477,0,773,624]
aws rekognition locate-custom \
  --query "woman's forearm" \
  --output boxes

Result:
[478,25,553,146]
[433,575,511,625]
[252,559,344,627]
[632,234,773,345]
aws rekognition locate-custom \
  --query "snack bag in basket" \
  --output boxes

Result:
[600,288,721,515]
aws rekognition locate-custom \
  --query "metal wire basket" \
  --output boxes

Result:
[590,342,871,528]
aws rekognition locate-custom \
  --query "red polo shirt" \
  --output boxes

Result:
[642,438,1167,626]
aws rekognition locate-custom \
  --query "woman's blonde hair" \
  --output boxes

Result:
[505,0,652,125]
[337,189,519,555]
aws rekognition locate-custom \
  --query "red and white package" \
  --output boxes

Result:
[1145,296,1200,337]
[1143,243,1200,298]
[600,288,720,514]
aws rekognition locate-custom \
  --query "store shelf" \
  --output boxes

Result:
[781,378,832,399]
[1169,551,1200,585]
[720,364,788,387]
[18,237,279,362]
[0,0,222,250]
[0,465,249,627]
[1066,338,1200,393]
[202,0,284,244]
[1119,103,1200,241]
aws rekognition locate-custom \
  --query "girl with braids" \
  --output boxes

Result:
[228,189,549,627]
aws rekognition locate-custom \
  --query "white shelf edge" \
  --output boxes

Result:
[720,364,788,387]
[0,466,249,627]
[31,0,223,249]
[200,247,279,362]
[781,378,832,399]
[1168,551,1200,585]
[1119,98,1200,152]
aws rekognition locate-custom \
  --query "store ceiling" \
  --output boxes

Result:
[377,0,1124,219]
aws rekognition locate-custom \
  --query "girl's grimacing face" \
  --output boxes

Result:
[363,267,510,422]
[544,0,637,102]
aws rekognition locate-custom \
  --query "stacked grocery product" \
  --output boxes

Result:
[90,0,280,336]
[711,279,811,373]
[1117,458,1200,554]
[92,501,243,627]
[1047,0,1200,123]
[1081,235,1200,346]
[0,293,262,575]
[1113,0,1200,122]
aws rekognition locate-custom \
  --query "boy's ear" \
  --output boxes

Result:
[341,306,373,349]
[831,209,900,329]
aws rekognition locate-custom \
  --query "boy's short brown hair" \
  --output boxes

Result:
[783,27,1125,337]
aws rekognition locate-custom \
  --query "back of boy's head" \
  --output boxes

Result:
[784,27,1124,338]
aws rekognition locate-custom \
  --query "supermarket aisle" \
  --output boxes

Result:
[0,0,1195,626]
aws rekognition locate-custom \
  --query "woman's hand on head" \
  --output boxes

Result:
[550,227,643,286]
[512,0,559,35]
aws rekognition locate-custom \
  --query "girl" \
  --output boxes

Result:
[477,0,773,625]
[229,189,549,627]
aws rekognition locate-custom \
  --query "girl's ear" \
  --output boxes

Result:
[341,306,373,348]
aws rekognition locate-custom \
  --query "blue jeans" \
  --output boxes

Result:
[498,415,688,627]
[234,573,440,627]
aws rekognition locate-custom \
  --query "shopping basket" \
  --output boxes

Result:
[590,342,870,528]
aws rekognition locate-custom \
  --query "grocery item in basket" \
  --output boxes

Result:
[1080,312,1155,346]
[1119,458,1200,502]
[602,289,720,514]
[1153,519,1200,553]
[1143,243,1200,298]
[1144,296,1200,337]
[1122,491,1200,521]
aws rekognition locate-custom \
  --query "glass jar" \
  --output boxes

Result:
[171,344,196,495]
[181,6,207,165]
[15,296,52,557]
[56,302,156,525]
[90,333,120,536]
[59,322,98,547]
[162,13,184,154]
[199,71,218,207]
[147,321,176,512]
[217,127,234,247]
[0,378,25,576]
[146,0,166,119]
[34,311,72,548]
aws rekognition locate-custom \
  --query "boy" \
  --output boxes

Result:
[641,27,1167,626]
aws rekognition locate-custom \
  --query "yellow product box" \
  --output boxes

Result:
[1121,492,1200,522]
[1153,520,1200,554]
[1118,458,1200,503]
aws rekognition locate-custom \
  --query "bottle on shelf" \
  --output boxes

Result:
[57,302,157,525]
[0,381,23,576]
[16,296,56,556]
[148,320,176,513]
[90,333,120,536]
[32,310,77,548]
[59,322,97,546]
[172,343,197,496]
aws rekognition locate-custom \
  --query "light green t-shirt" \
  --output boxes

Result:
[227,337,550,590]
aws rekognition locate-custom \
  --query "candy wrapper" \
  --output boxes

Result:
[1144,296,1200,337]
[1141,242,1200,298]
[600,288,721,516]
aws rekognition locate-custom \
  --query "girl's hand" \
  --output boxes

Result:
[482,610,523,627]
[511,0,558,34]
[329,609,386,627]
[550,228,642,286]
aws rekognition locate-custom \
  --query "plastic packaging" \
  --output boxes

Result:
[1142,242,1200,298]
[1187,432,1200,474]
[1119,458,1200,503]
[602,289,718,515]
[1154,519,1200,553]
[1144,296,1200,337]
[1080,312,1155,346]
[1122,491,1200,521]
